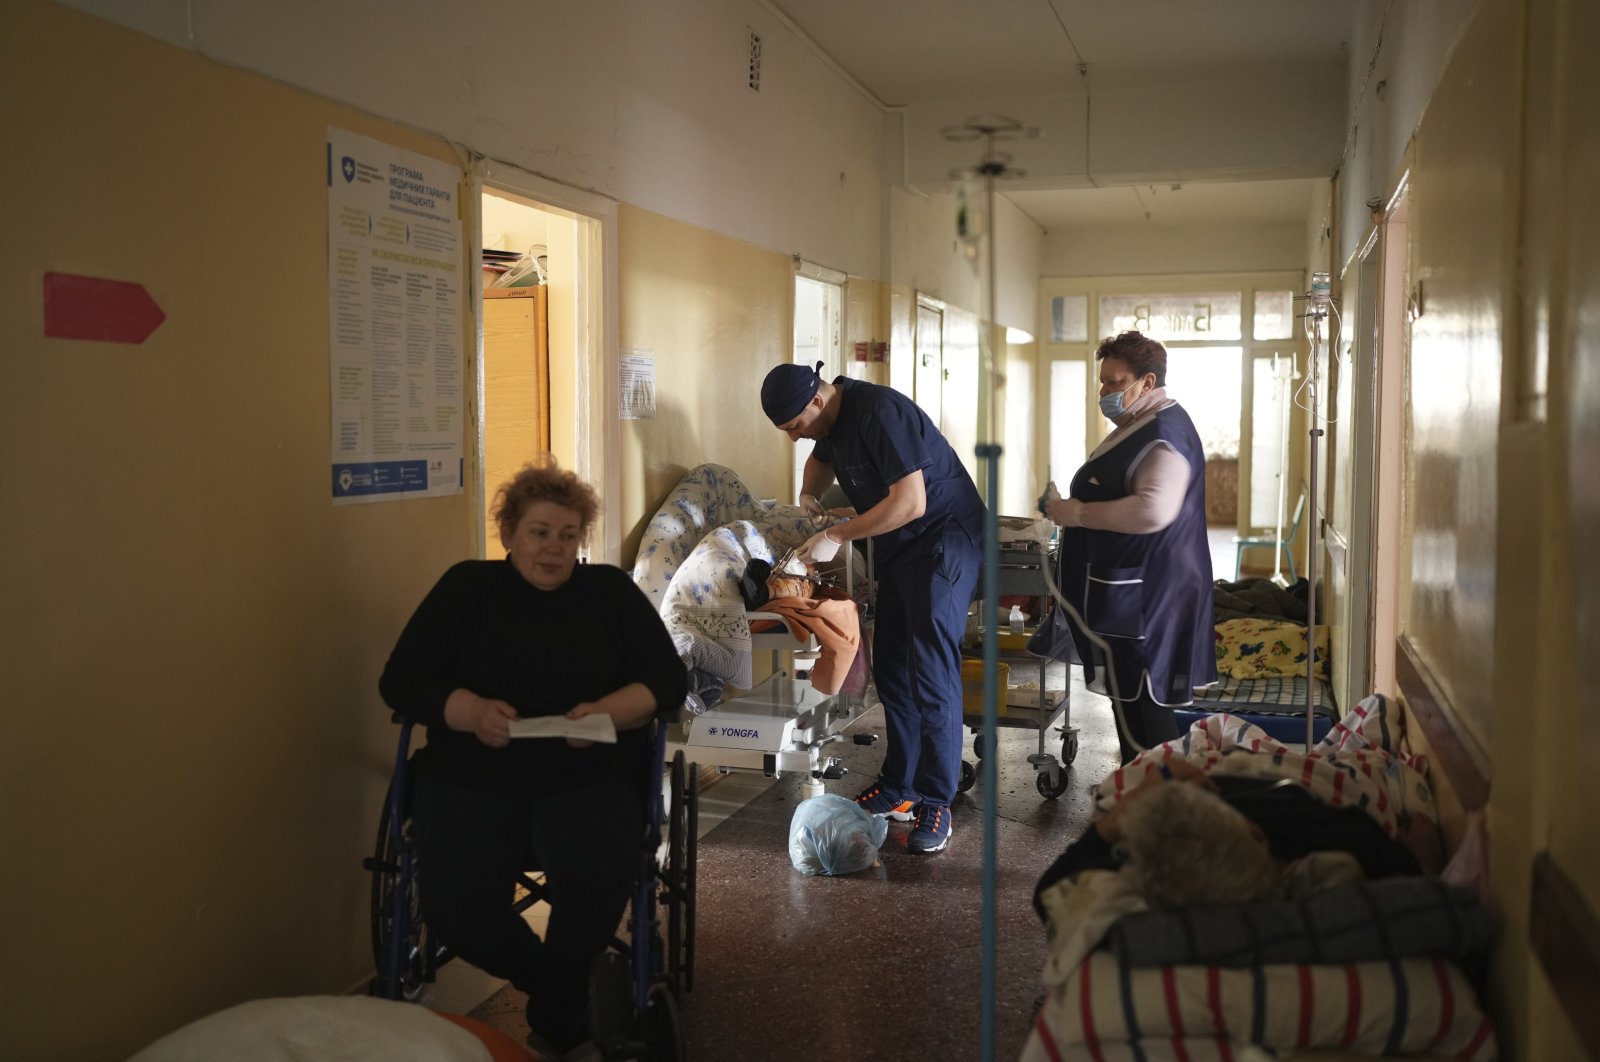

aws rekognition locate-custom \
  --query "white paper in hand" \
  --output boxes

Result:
[506,713,618,743]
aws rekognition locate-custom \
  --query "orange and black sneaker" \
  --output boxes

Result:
[908,803,952,853]
[852,783,915,822]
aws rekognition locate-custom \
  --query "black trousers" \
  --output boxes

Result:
[1113,688,1180,764]
[412,776,642,1050]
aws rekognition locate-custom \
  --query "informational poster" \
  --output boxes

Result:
[620,349,657,420]
[326,127,465,503]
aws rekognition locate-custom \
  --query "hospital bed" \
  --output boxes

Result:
[1024,695,1499,1062]
[635,464,878,800]
[669,553,872,799]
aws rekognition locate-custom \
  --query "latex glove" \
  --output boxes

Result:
[1036,480,1061,515]
[1047,496,1086,528]
[799,527,843,564]
[798,493,827,520]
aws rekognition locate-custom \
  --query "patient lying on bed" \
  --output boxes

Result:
[1023,696,1497,1061]
[1034,758,1424,918]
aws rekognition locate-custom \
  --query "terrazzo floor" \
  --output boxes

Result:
[466,663,1125,1060]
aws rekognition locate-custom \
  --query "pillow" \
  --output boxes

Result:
[1028,952,1496,1061]
[127,996,527,1061]
[1215,618,1331,681]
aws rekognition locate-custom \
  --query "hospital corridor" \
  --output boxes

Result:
[3,1,1597,1060]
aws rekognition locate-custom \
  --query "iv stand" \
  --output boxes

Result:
[1303,275,1330,746]
[942,114,1035,1062]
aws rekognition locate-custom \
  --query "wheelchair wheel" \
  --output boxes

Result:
[366,782,434,1000]
[684,764,698,994]
[642,982,686,1062]
[666,752,687,998]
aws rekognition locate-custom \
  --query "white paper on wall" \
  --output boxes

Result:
[326,126,465,504]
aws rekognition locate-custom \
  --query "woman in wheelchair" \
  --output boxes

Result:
[379,458,688,1057]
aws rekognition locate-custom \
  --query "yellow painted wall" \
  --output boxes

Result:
[1400,0,1517,759]
[1494,0,1597,1057]
[0,4,476,1057]
[615,205,794,561]
[1393,0,1599,1056]
[1528,0,1600,1051]
[842,274,889,387]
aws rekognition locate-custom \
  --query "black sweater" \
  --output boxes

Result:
[379,559,688,798]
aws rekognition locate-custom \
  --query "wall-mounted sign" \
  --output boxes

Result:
[620,350,656,420]
[42,272,165,344]
[326,126,465,504]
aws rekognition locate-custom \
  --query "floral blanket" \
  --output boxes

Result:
[630,464,817,689]
[1213,616,1332,681]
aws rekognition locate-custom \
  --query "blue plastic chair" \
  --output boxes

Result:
[1234,484,1306,581]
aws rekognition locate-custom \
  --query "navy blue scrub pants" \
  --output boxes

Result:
[871,525,981,809]
[412,776,641,1051]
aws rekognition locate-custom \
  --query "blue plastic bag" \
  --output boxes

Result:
[787,794,888,876]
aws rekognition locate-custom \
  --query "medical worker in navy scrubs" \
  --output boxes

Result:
[1042,331,1216,763]
[761,361,985,854]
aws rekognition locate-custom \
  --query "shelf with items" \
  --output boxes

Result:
[959,543,1077,799]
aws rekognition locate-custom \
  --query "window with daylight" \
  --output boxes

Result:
[1099,292,1242,341]
[1253,289,1296,340]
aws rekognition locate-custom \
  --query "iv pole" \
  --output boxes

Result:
[1303,272,1331,746]
[942,113,1035,1062]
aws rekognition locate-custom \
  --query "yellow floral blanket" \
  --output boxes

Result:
[1213,617,1331,681]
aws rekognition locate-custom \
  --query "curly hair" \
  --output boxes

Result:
[1095,330,1168,386]
[491,457,600,543]
[1114,781,1282,908]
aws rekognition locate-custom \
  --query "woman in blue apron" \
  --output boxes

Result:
[1042,331,1216,763]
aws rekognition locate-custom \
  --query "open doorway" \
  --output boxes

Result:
[480,192,561,559]
[791,267,843,499]
[475,173,617,562]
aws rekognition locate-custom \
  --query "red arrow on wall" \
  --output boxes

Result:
[43,272,166,344]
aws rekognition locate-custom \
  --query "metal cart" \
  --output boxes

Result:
[958,539,1078,799]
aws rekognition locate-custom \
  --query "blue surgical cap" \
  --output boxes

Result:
[761,361,825,424]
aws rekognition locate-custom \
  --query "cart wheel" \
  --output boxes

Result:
[957,759,976,793]
[1035,768,1070,799]
[972,732,985,758]
[1061,730,1080,766]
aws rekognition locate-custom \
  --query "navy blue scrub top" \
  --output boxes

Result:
[812,377,985,570]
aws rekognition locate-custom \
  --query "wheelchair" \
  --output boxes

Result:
[363,710,700,1060]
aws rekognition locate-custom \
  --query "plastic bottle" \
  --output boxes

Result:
[1008,604,1025,635]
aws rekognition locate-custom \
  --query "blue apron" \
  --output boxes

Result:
[1054,405,1216,705]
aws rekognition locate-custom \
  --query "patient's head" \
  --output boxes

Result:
[1114,782,1281,908]
[493,457,600,542]
[492,458,600,591]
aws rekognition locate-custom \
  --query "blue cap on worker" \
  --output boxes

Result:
[761,360,825,424]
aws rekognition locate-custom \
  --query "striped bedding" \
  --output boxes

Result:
[1026,952,1495,1061]
[1025,696,1496,1060]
